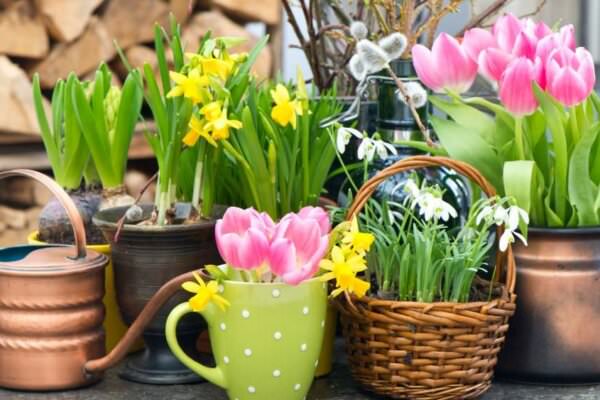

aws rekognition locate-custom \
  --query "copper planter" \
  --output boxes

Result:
[497,227,600,382]
[93,205,222,384]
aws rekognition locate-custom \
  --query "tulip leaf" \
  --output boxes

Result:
[430,115,503,192]
[429,96,496,145]
[534,84,568,222]
[568,123,600,226]
[503,160,546,234]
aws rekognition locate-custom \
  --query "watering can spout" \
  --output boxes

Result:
[84,271,195,375]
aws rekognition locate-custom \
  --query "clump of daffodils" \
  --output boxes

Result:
[320,217,374,298]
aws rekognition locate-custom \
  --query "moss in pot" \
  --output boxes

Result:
[33,64,143,244]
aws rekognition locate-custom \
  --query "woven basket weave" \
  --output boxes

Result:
[336,156,517,400]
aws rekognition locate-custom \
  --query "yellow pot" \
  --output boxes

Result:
[315,303,337,377]
[28,231,142,353]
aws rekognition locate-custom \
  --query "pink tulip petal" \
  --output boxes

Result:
[432,33,477,92]
[280,236,329,285]
[236,228,270,270]
[269,238,296,277]
[533,21,552,39]
[533,56,547,90]
[220,207,254,234]
[499,58,538,116]
[478,48,513,82]
[297,206,331,235]
[283,219,322,262]
[216,231,242,268]
[560,24,576,50]
[513,31,538,59]
[412,44,444,91]
[575,47,596,93]
[493,13,523,53]
[536,34,561,64]
[549,67,589,107]
[462,28,496,62]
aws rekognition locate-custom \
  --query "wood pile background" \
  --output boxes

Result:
[0,0,281,136]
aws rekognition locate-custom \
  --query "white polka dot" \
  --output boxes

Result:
[315,359,319,367]
[223,356,230,364]
[300,343,307,352]
[248,386,256,393]
[242,309,250,318]
[321,320,325,328]
[218,285,224,293]
[220,322,227,331]
[294,383,301,391]
[302,307,309,315]
[273,331,282,340]
[244,348,252,357]
[272,289,281,298]
[272,369,281,377]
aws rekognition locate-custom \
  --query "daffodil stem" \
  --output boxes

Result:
[222,140,262,209]
[157,190,169,226]
[192,142,206,211]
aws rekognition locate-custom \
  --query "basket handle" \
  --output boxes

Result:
[0,169,87,259]
[346,155,515,293]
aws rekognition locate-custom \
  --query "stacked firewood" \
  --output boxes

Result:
[0,0,279,135]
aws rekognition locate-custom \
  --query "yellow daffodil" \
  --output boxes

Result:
[199,56,234,81]
[182,271,230,312]
[342,217,375,254]
[183,116,211,147]
[166,69,209,104]
[203,109,242,145]
[200,101,223,121]
[320,246,370,298]
[271,84,303,129]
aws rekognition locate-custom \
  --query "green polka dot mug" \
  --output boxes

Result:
[166,277,328,399]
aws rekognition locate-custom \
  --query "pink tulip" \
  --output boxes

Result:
[545,47,595,107]
[269,214,329,285]
[499,57,539,116]
[295,206,331,235]
[522,19,552,40]
[215,207,271,270]
[493,13,524,53]
[412,33,477,93]
[462,28,496,62]
[560,24,576,50]
[478,48,514,82]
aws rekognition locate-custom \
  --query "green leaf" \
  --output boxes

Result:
[430,115,504,192]
[568,123,600,226]
[429,96,496,144]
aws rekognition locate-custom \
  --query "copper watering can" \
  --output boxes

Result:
[0,169,195,391]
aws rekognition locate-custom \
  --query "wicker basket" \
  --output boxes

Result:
[336,156,517,400]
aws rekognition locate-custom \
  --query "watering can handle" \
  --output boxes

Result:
[0,169,87,259]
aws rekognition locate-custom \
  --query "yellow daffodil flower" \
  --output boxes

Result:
[320,246,370,298]
[203,109,242,145]
[271,84,303,129]
[200,101,223,121]
[166,69,209,104]
[182,271,230,312]
[200,56,234,81]
[183,116,211,147]
[342,217,375,254]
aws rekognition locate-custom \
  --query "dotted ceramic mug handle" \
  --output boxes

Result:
[165,303,227,389]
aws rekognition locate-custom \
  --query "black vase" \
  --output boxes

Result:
[93,205,222,384]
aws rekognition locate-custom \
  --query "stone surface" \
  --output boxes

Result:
[30,17,115,88]
[0,349,598,399]
[170,0,196,24]
[0,0,48,59]
[0,55,51,134]
[35,0,103,42]
[211,0,280,25]
[183,11,272,78]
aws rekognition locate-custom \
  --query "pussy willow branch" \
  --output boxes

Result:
[457,0,511,36]
[384,64,433,147]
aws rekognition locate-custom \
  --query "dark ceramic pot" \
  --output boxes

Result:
[497,227,600,383]
[93,205,222,384]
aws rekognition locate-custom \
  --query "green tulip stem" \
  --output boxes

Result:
[515,117,525,160]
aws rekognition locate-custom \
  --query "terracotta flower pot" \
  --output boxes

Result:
[93,204,222,384]
[497,227,600,382]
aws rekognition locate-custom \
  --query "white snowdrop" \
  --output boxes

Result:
[499,229,528,252]
[336,126,363,154]
[373,138,397,160]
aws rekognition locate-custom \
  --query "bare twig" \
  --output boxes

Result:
[517,0,548,19]
[457,0,512,36]
[114,173,158,243]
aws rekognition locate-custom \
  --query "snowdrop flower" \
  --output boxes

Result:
[349,54,367,81]
[373,138,397,159]
[417,193,457,222]
[357,136,376,161]
[493,206,509,226]
[378,32,408,61]
[350,21,368,40]
[507,205,529,231]
[476,205,494,225]
[336,126,363,154]
[404,179,422,200]
[499,229,527,252]
[396,81,428,108]
[356,39,390,74]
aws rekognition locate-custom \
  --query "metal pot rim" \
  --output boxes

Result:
[93,204,219,233]
[528,226,600,235]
